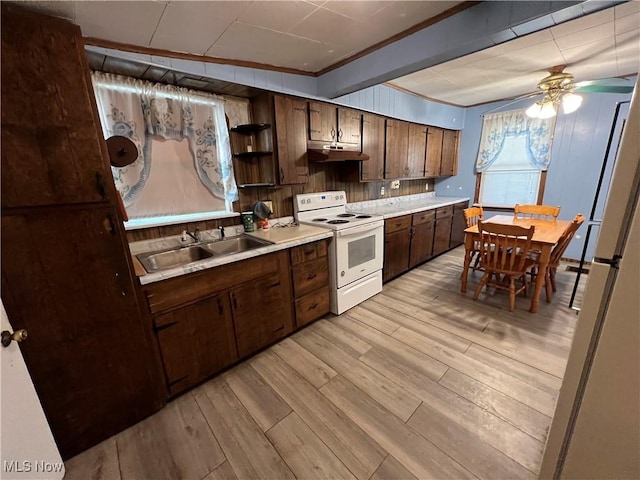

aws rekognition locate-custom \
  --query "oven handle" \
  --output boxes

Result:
[336,222,383,238]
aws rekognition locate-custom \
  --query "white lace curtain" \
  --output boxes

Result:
[91,72,238,209]
[476,109,555,171]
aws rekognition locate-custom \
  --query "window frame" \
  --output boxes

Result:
[474,170,548,210]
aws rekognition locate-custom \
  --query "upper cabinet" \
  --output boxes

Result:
[425,127,444,177]
[425,127,459,178]
[337,107,361,145]
[308,101,337,143]
[407,123,427,178]
[361,113,385,181]
[440,129,459,177]
[384,119,409,179]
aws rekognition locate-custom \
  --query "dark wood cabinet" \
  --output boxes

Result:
[433,206,454,255]
[290,240,330,328]
[425,127,444,177]
[450,201,469,248]
[361,113,385,181]
[337,107,362,145]
[383,215,412,282]
[407,123,427,178]
[385,119,410,179]
[155,295,238,396]
[0,4,164,459]
[409,211,435,268]
[231,273,292,358]
[274,95,309,184]
[309,101,337,142]
[440,129,459,176]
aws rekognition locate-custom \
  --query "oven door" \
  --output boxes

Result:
[334,221,384,288]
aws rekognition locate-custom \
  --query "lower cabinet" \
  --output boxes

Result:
[290,240,331,327]
[450,201,468,248]
[383,215,412,282]
[409,210,435,268]
[433,206,454,256]
[155,295,238,396]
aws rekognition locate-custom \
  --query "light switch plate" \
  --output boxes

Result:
[380,186,385,196]
[391,180,400,189]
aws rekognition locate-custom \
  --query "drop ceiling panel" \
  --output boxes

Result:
[150,1,252,54]
[287,7,371,45]
[76,1,166,46]
[550,8,614,38]
[321,1,392,19]
[553,21,614,51]
[237,1,318,32]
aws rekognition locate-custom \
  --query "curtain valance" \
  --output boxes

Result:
[91,72,237,207]
[476,108,555,172]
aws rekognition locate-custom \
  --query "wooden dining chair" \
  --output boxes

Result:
[463,206,484,272]
[514,204,561,220]
[473,221,537,312]
[531,214,585,302]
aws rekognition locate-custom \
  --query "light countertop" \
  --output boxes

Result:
[348,194,470,219]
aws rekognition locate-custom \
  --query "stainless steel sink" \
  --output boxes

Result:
[137,245,214,273]
[203,236,270,256]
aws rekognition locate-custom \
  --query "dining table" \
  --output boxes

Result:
[461,214,572,313]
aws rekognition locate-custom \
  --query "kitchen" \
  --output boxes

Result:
[3,1,640,473]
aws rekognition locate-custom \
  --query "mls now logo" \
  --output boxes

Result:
[3,460,64,473]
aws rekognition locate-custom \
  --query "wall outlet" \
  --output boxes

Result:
[391,180,400,189]
[380,186,385,196]
[425,183,430,191]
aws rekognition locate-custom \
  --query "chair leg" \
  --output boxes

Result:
[545,271,553,303]
[508,276,516,312]
[523,274,528,298]
[550,267,557,292]
[474,272,490,301]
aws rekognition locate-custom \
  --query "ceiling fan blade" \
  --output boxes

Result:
[575,85,635,94]
[481,91,541,115]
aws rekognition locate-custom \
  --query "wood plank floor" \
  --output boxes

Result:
[64,247,586,480]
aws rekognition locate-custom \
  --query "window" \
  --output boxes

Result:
[475,108,554,208]
[91,72,247,229]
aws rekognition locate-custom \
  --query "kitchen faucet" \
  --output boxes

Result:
[182,227,201,243]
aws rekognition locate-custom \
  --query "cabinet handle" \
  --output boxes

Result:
[217,298,223,316]
[96,172,106,198]
[310,129,321,133]
[103,213,117,236]
[331,128,336,139]
[309,303,319,310]
[304,247,314,255]
[154,320,179,332]
[294,107,306,112]
[338,129,343,139]
[280,167,285,182]
[306,273,317,280]
[269,281,281,288]
[310,108,320,114]
[231,293,238,309]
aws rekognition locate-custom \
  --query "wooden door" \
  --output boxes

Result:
[155,294,238,396]
[231,273,293,358]
[433,216,453,255]
[361,113,385,181]
[1,207,163,459]
[425,127,444,177]
[383,229,411,282]
[274,95,308,184]
[385,119,409,179]
[308,101,337,142]
[337,107,362,145]
[1,4,113,208]
[450,202,468,248]
[440,129,459,176]
[410,220,435,267]
[407,123,427,178]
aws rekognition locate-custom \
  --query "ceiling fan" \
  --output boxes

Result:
[523,65,634,119]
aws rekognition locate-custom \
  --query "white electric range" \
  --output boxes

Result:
[294,191,384,315]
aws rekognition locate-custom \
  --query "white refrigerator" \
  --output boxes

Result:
[540,80,640,478]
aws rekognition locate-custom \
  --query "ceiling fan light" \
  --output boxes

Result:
[526,102,543,118]
[562,92,583,114]
[538,100,557,119]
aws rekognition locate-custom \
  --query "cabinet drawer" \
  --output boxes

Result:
[385,215,411,234]
[436,205,454,219]
[295,286,330,327]
[292,257,329,297]
[412,209,435,225]
[453,201,468,212]
[290,240,327,266]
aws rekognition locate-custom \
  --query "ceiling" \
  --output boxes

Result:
[22,1,640,107]
[388,1,640,106]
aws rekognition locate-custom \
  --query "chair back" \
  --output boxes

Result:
[550,214,585,266]
[514,204,561,220]
[478,221,535,275]
[464,206,483,227]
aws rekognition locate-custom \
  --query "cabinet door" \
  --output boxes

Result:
[361,113,385,181]
[433,216,453,255]
[274,95,308,184]
[308,101,337,142]
[410,220,435,268]
[155,294,238,396]
[231,273,293,358]
[1,206,163,458]
[385,119,409,179]
[383,229,411,282]
[337,107,361,145]
[407,123,427,178]
[440,129,459,176]
[1,4,111,208]
[450,202,468,248]
[425,127,444,177]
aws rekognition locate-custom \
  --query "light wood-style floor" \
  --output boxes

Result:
[64,247,586,480]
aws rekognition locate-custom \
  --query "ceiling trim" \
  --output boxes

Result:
[83,37,317,77]
[316,1,480,76]
[383,82,464,108]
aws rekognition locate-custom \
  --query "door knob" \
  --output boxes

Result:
[1,329,28,348]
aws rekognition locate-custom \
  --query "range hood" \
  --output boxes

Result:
[308,146,370,162]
